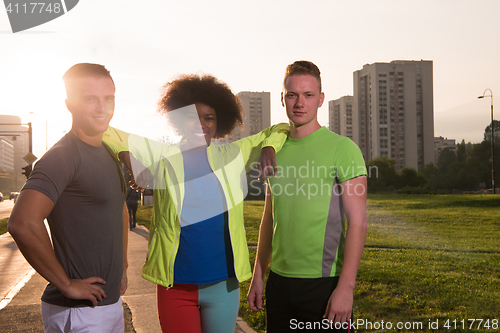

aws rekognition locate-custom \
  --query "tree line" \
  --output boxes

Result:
[367,134,500,194]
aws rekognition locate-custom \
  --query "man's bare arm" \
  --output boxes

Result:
[118,151,132,171]
[8,189,107,307]
[121,203,128,296]
[324,176,367,323]
[247,186,274,311]
[257,147,278,183]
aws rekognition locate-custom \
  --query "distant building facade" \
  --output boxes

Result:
[353,60,435,170]
[0,115,30,189]
[329,96,354,140]
[484,128,500,142]
[434,136,456,163]
[0,137,15,171]
[225,91,271,142]
[222,92,271,198]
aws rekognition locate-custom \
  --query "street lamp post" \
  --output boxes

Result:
[478,89,495,194]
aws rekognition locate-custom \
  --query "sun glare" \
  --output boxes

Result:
[0,46,71,157]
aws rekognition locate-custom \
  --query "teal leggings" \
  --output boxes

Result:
[157,278,240,333]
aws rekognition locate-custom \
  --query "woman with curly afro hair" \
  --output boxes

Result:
[158,74,243,142]
[103,73,288,333]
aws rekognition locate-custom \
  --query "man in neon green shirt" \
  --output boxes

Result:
[247,61,367,332]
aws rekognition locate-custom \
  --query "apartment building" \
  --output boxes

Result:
[353,60,435,170]
[225,91,271,142]
[434,136,457,163]
[0,115,30,189]
[0,137,15,171]
[329,96,354,140]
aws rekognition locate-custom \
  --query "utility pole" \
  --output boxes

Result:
[28,122,32,154]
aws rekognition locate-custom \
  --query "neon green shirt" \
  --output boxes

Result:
[103,123,289,287]
[269,127,366,278]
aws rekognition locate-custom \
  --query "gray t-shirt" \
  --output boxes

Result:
[22,131,126,307]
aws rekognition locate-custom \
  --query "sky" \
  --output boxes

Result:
[1,0,499,160]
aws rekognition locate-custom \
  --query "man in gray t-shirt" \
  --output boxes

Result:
[8,63,128,332]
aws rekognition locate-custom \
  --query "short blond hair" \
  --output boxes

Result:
[283,60,321,92]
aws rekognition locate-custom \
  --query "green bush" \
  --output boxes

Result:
[0,218,8,235]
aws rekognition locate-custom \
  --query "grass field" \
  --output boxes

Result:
[0,218,8,235]
[239,195,500,333]
[4,194,496,332]
[356,194,500,332]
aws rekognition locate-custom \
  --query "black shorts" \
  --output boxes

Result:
[265,270,353,332]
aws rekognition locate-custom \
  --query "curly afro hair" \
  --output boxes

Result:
[158,74,243,139]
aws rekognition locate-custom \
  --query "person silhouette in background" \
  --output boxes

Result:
[126,181,140,230]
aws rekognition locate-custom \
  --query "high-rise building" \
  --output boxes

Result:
[225,91,271,143]
[223,91,271,199]
[353,60,435,170]
[329,96,354,140]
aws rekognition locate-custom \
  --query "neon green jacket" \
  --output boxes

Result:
[103,124,288,287]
